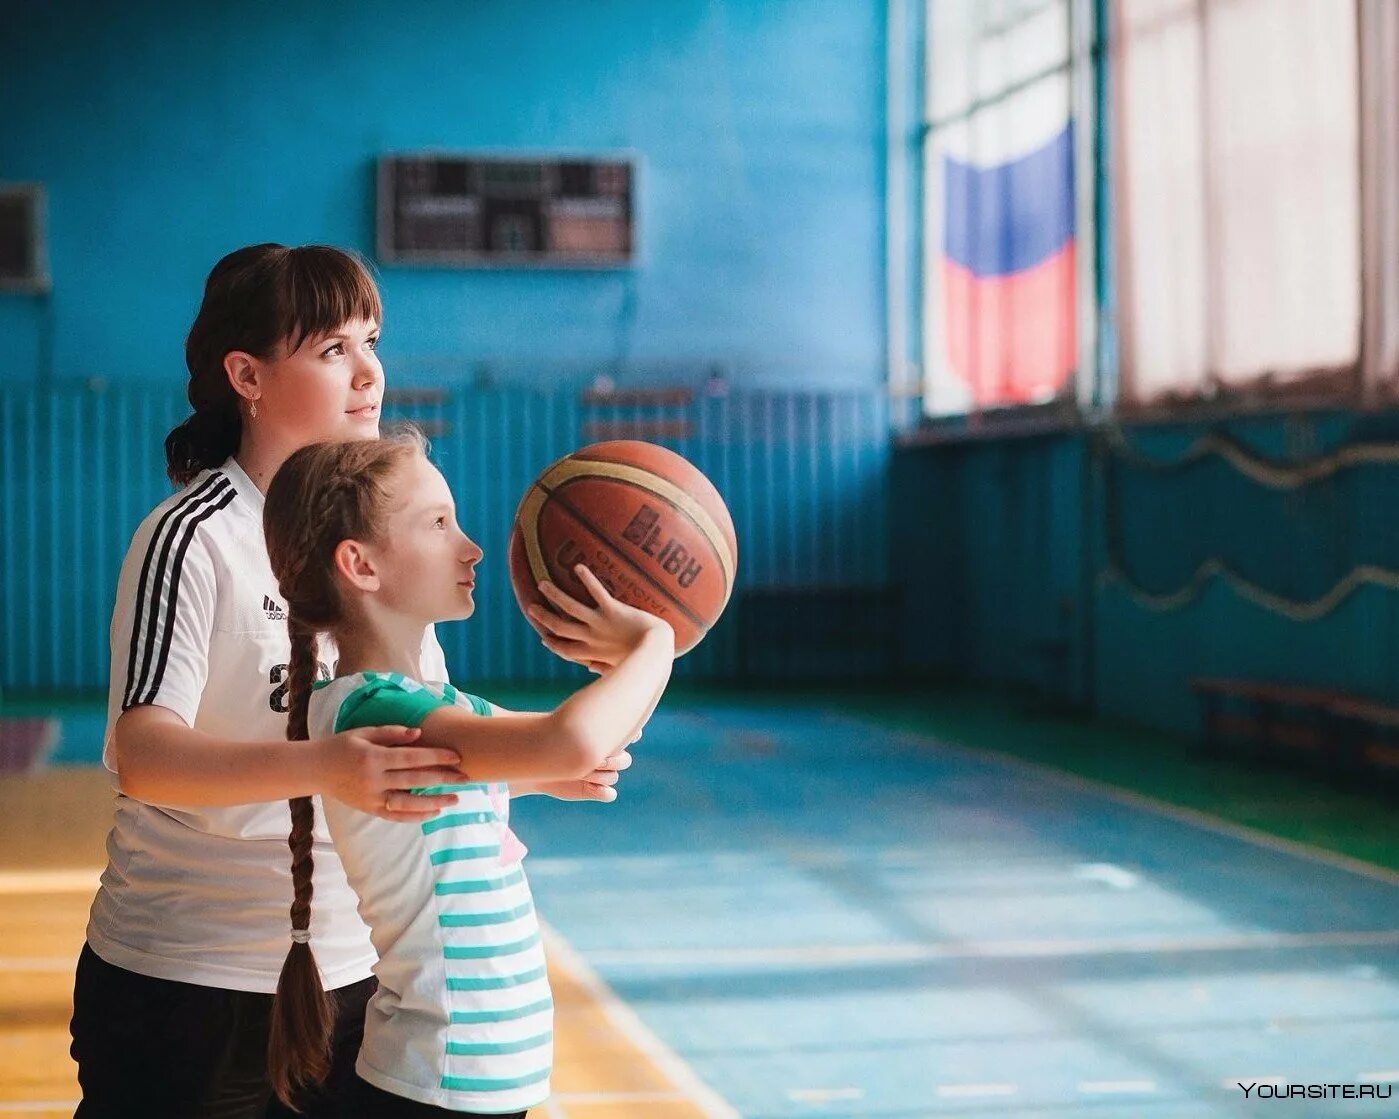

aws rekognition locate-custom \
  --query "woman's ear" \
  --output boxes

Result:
[223,350,263,404]
[334,539,381,593]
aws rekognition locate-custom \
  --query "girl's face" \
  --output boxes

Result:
[258,317,385,444]
[361,453,484,625]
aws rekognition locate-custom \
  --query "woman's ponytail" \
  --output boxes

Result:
[164,404,241,487]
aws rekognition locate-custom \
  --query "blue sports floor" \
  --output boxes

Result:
[18,693,1399,1116]
[509,697,1399,1118]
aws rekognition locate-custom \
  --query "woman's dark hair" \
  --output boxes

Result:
[261,429,426,1109]
[164,244,383,485]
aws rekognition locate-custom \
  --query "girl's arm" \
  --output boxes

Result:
[419,566,674,782]
[420,628,671,782]
[114,705,465,820]
[487,701,633,801]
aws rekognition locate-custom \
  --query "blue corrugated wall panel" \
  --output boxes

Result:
[893,411,1399,738]
[892,435,1090,705]
[1,382,890,692]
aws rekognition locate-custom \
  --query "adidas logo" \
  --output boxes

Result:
[263,595,287,621]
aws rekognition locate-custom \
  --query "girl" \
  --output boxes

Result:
[71,244,628,1118]
[262,432,673,1116]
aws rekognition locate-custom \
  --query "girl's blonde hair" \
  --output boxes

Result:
[261,427,426,1108]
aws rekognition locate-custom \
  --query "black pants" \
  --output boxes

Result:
[70,942,375,1119]
[344,1077,526,1118]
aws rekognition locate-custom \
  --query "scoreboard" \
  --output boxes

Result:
[377,154,635,268]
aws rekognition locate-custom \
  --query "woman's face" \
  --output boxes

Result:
[257,317,385,444]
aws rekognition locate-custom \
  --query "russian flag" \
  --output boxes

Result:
[938,121,1077,409]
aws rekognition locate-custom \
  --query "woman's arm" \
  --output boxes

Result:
[114,705,467,820]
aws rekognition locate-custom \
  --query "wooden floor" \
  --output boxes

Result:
[0,770,722,1119]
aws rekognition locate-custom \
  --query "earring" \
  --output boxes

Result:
[250,399,259,419]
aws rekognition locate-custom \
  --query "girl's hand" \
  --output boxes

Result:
[526,565,673,669]
[318,726,465,822]
[533,749,633,802]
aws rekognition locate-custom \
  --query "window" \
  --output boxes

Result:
[1112,0,1361,410]
[921,0,1083,417]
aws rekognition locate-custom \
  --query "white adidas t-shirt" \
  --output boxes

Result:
[311,672,552,1114]
[86,457,449,993]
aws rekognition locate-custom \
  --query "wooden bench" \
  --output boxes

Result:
[1190,677,1399,790]
[1326,697,1399,780]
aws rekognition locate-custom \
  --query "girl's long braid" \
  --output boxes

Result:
[267,619,334,1109]
[262,430,427,1109]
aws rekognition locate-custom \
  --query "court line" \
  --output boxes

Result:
[542,923,740,1119]
[0,957,80,971]
[552,1092,707,1102]
[846,717,1399,888]
[786,1087,865,1102]
[0,868,102,894]
[1078,1079,1157,1094]
[936,1082,1017,1098]
[570,928,1399,968]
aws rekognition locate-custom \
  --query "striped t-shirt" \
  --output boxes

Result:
[310,672,552,1113]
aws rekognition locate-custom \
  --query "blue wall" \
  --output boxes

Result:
[2,380,893,690]
[1,0,886,390]
[893,411,1399,737]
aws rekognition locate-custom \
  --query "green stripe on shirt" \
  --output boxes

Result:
[440,1066,551,1093]
[422,810,496,834]
[445,1031,552,1057]
[435,867,525,895]
[439,902,534,928]
[430,844,501,865]
[449,996,552,1025]
[446,964,547,991]
[412,782,487,796]
[443,931,541,959]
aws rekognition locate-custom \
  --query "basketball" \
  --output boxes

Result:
[509,441,738,656]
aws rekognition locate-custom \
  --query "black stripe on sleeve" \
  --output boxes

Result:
[136,487,238,707]
[121,475,230,710]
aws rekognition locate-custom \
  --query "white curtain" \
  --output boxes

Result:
[1361,0,1399,399]
[1114,0,1361,406]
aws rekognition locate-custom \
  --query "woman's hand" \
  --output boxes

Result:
[532,749,633,802]
[317,726,465,822]
[526,564,673,670]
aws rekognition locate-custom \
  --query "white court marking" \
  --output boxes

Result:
[0,868,101,894]
[1073,862,1141,889]
[936,1082,1018,1098]
[571,928,1399,969]
[1079,1079,1158,1094]
[849,718,1399,888]
[786,1087,866,1103]
[541,924,740,1119]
